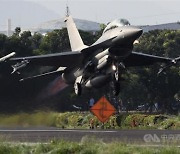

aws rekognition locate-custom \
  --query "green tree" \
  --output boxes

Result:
[133,30,180,113]
[32,32,43,49]
[14,27,21,36]
[79,30,95,45]
[39,28,70,53]
[5,35,21,55]
[18,31,33,56]
[0,34,7,55]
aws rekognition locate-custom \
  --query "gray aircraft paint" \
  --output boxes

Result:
[64,16,88,51]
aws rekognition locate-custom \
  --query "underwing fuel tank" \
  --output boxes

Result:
[85,75,110,88]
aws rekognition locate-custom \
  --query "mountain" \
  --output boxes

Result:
[141,22,180,32]
[0,1,100,33]
[29,18,101,33]
[0,1,179,34]
[29,20,180,34]
[0,1,59,31]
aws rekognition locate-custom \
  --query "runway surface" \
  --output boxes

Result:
[0,127,180,144]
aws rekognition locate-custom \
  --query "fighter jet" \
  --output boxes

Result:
[3,15,180,96]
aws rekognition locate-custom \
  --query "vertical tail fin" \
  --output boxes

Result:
[64,16,87,51]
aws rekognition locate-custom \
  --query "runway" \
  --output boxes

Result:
[0,127,180,144]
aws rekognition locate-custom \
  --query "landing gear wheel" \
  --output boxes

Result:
[112,81,120,96]
[74,82,82,96]
[115,71,119,81]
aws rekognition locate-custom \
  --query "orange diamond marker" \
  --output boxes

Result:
[90,96,116,123]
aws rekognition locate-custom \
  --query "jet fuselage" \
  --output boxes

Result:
[62,23,143,89]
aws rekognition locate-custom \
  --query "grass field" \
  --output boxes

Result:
[0,139,179,154]
[0,111,179,130]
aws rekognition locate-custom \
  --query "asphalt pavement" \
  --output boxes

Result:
[0,127,180,144]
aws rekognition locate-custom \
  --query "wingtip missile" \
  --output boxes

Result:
[0,52,16,62]
[158,56,180,75]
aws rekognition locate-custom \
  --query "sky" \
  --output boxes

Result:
[0,0,180,31]
[24,0,180,25]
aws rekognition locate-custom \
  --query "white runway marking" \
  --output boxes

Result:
[0,129,117,133]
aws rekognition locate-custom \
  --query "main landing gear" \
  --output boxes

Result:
[74,76,83,96]
[74,82,82,96]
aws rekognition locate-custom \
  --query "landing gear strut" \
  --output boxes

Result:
[74,76,83,96]
[115,71,119,81]
[74,82,82,96]
[112,63,121,96]
[112,81,120,96]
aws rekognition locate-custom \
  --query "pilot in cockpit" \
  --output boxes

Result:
[103,19,131,33]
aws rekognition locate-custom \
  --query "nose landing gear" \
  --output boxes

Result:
[111,63,123,96]
[111,80,120,96]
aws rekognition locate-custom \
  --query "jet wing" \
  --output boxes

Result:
[124,52,173,67]
[9,51,83,67]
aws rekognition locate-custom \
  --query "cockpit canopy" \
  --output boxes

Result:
[103,19,131,33]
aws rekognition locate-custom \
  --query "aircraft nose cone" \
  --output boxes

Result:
[133,28,143,37]
[124,27,143,40]
[112,27,143,45]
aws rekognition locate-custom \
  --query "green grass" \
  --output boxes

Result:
[0,139,179,154]
[0,111,58,127]
[0,112,179,130]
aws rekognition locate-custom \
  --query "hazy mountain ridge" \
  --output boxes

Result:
[0,1,59,31]
[30,18,101,32]
[141,22,180,32]
[0,1,179,33]
[30,20,180,34]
